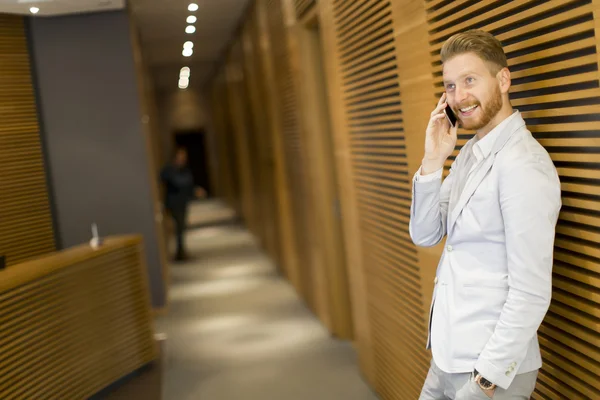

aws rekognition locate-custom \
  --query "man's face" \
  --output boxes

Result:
[442,52,506,131]
[174,149,188,167]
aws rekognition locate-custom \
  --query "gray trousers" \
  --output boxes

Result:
[419,360,538,400]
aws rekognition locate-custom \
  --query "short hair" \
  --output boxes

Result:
[440,30,508,74]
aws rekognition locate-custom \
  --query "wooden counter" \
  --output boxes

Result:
[0,235,158,399]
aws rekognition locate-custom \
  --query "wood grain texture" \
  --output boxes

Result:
[254,0,303,290]
[225,40,260,233]
[205,0,600,398]
[329,1,431,397]
[241,7,282,264]
[296,8,355,338]
[426,0,600,398]
[294,0,316,18]
[0,15,55,266]
[266,0,319,310]
[208,69,241,212]
[0,235,157,398]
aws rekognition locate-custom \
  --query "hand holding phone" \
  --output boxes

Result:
[444,103,457,127]
[422,93,459,174]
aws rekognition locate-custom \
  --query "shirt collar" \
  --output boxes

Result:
[472,110,519,162]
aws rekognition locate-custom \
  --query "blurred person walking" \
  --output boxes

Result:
[160,147,206,261]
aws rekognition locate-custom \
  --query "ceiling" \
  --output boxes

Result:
[0,0,124,15]
[129,0,251,91]
[0,0,250,92]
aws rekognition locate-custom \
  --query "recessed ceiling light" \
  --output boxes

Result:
[179,77,189,89]
[188,3,198,11]
[182,48,193,57]
[183,41,194,49]
[29,7,40,14]
[187,16,197,24]
[180,67,190,77]
[185,25,196,34]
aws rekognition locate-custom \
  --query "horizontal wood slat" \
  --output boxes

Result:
[206,0,600,398]
[294,0,316,18]
[427,0,600,397]
[334,1,429,398]
[267,0,318,312]
[0,236,157,398]
[0,15,55,266]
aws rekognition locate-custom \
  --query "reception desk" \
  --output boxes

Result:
[0,235,158,399]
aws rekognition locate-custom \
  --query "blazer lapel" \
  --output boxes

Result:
[448,155,494,234]
[447,111,526,235]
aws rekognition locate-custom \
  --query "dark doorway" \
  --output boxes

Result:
[174,129,212,197]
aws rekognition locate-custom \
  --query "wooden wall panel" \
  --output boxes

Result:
[241,8,281,262]
[255,0,302,288]
[294,0,317,18]
[225,41,260,232]
[208,69,241,212]
[207,0,600,398]
[265,0,318,309]
[319,0,375,380]
[0,15,55,266]
[328,0,430,397]
[292,5,354,337]
[0,236,156,398]
[425,1,600,398]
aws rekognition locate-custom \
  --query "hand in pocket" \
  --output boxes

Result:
[456,377,493,399]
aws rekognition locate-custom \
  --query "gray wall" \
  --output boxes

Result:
[28,11,165,308]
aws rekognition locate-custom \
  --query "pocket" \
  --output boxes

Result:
[456,378,492,400]
[470,379,494,399]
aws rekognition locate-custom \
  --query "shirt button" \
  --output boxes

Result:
[447,245,453,252]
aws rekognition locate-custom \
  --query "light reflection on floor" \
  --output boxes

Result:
[156,200,380,400]
[169,277,266,301]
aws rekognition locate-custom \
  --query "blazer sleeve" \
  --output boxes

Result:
[409,158,456,247]
[474,152,562,389]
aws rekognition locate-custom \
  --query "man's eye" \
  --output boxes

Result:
[446,84,455,90]
[466,77,475,84]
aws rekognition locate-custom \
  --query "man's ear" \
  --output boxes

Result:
[497,67,511,94]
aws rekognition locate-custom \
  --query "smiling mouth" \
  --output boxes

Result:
[459,104,478,116]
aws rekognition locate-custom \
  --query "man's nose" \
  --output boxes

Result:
[455,86,469,104]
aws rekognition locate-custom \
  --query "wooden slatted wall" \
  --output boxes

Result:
[329,0,430,398]
[255,0,303,289]
[426,1,600,398]
[0,15,55,266]
[225,41,260,234]
[0,236,156,398]
[294,0,317,18]
[241,7,282,264]
[209,69,241,212]
[266,0,318,309]
[206,0,600,398]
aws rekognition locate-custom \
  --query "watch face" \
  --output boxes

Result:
[479,376,494,389]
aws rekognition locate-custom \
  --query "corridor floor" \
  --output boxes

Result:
[155,201,379,400]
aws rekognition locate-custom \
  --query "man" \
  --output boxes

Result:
[160,147,206,261]
[410,30,561,399]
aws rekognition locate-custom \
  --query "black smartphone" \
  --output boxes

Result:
[444,103,457,127]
